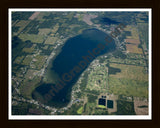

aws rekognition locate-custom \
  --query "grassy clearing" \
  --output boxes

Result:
[24,69,39,80]
[137,23,149,50]
[44,36,58,45]
[22,46,35,53]
[38,28,51,36]
[108,77,148,98]
[31,55,47,70]
[75,14,84,21]
[109,63,148,81]
[15,20,29,27]
[21,55,33,65]
[124,25,143,54]
[124,25,139,40]
[83,102,108,115]
[87,66,108,92]
[36,12,50,21]
[77,106,83,114]
[18,34,45,43]
[126,44,143,54]
[108,63,148,98]
[98,105,106,109]
[20,76,41,99]
[51,23,59,34]
[109,56,145,66]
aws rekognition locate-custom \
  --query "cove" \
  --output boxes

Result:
[32,28,116,108]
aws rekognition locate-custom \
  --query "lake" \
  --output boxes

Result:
[32,28,116,108]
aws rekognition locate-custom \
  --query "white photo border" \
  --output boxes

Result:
[8,8,152,120]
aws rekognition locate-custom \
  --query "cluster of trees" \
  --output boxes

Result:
[113,50,127,59]
[87,94,97,103]
[12,102,50,115]
[12,36,27,61]
[116,100,136,115]
[108,67,121,75]
[12,12,34,21]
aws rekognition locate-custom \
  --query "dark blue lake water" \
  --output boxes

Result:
[32,28,116,108]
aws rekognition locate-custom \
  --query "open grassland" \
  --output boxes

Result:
[36,12,50,21]
[108,77,148,98]
[15,20,30,27]
[31,55,47,70]
[124,25,139,40]
[108,63,148,98]
[38,28,52,36]
[29,12,40,20]
[44,36,58,45]
[21,55,33,66]
[124,25,143,54]
[51,23,59,34]
[18,34,45,43]
[69,24,81,32]
[22,45,35,53]
[20,76,41,99]
[109,63,148,81]
[66,12,74,21]
[137,23,149,50]
[87,66,108,92]
[74,14,84,21]
[125,39,140,45]
[134,97,148,115]
[126,44,142,54]
[24,69,39,80]
[109,56,146,66]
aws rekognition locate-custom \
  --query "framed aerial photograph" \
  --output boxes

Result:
[9,8,152,120]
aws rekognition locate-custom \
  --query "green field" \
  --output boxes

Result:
[21,55,33,65]
[31,55,47,70]
[20,76,41,99]
[77,106,83,114]
[44,36,58,45]
[19,34,45,43]
[87,65,108,92]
